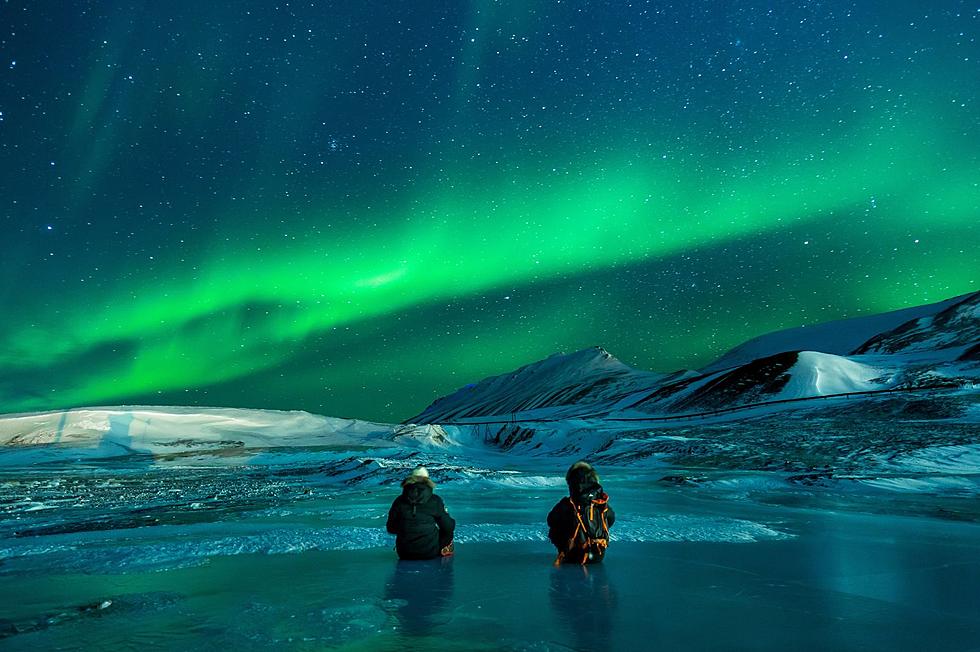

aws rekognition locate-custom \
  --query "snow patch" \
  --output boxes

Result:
[487,475,567,488]
[856,476,979,494]
[612,515,791,543]
[880,444,980,475]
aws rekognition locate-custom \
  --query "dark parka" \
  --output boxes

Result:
[386,476,455,560]
[548,461,615,564]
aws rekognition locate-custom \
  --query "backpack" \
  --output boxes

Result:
[555,493,610,565]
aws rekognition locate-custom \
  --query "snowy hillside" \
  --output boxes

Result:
[853,291,980,355]
[623,350,894,415]
[701,292,973,373]
[0,406,403,463]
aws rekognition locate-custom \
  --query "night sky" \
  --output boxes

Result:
[1,1,977,421]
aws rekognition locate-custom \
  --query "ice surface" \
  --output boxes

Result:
[2,459,979,651]
[2,401,979,649]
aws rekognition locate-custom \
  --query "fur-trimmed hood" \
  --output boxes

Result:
[401,474,435,505]
[401,475,435,490]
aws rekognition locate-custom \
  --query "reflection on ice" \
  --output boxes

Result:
[384,558,455,636]
[550,564,617,652]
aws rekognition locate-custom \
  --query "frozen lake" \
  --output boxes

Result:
[2,464,979,651]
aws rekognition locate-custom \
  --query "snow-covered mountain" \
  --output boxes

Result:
[411,346,671,423]
[409,292,980,423]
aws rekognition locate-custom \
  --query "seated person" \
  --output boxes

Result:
[386,466,455,559]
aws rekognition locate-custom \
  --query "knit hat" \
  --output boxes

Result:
[402,465,434,489]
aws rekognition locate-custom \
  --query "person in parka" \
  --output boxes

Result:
[547,461,615,565]
[386,466,456,560]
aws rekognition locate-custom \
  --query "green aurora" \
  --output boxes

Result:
[1,1,977,420]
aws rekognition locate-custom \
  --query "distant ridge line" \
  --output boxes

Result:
[421,383,968,426]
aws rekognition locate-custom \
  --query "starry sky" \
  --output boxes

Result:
[1,1,977,421]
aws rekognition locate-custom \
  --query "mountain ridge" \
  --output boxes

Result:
[411,345,666,423]
[408,291,980,423]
